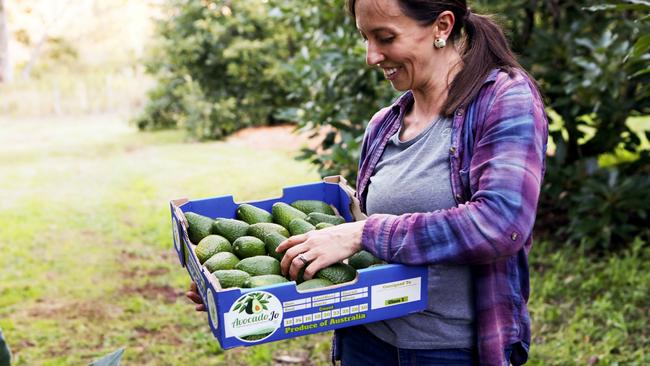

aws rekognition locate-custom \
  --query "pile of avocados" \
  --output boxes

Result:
[184,199,384,291]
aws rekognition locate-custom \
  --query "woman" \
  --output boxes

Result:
[277,0,547,365]
[190,0,547,364]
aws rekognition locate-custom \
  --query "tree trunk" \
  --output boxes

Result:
[0,0,12,83]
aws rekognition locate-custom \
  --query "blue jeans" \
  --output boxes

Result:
[0,328,10,366]
[338,325,476,366]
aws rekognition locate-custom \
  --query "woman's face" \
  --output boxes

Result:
[355,0,438,92]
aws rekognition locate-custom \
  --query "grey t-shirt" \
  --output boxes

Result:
[364,116,475,349]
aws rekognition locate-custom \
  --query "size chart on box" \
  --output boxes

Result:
[282,287,369,327]
[282,287,368,313]
[283,303,369,327]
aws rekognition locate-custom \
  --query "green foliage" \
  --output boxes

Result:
[493,0,649,164]
[134,0,297,139]
[272,0,397,184]
[480,0,650,251]
[138,0,650,249]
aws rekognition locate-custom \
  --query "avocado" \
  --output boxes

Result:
[296,266,307,284]
[212,218,250,243]
[245,297,254,314]
[203,252,240,272]
[212,269,251,289]
[288,218,316,235]
[184,212,215,244]
[263,231,287,262]
[247,222,290,240]
[305,212,346,226]
[232,236,266,258]
[290,200,336,215]
[315,222,334,230]
[271,202,307,228]
[348,250,383,269]
[235,256,281,276]
[243,274,289,288]
[236,203,273,224]
[316,262,357,284]
[297,278,334,291]
[252,298,264,313]
[195,235,232,264]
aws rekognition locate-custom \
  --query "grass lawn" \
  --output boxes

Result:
[0,114,330,365]
[0,113,647,365]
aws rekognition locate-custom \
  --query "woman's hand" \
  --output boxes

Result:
[277,220,366,281]
[185,282,206,312]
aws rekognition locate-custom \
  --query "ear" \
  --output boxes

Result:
[433,10,456,41]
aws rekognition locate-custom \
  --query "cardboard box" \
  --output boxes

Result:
[170,180,428,349]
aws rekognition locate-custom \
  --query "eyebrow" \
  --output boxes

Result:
[369,27,395,33]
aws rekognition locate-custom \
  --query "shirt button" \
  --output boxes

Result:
[449,146,457,154]
[511,232,519,241]
[455,194,463,201]
[456,110,464,116]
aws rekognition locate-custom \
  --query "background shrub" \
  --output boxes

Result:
[134,0,298,139]
[137,0,650,252]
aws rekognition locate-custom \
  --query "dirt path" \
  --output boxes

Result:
[227,124,323,151]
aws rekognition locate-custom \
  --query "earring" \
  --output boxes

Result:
[434,38,446,49]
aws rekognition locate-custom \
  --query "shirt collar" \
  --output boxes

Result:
[388,68,502,114]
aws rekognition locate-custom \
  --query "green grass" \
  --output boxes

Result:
[0,114,329,365]
[0,114,647,365]
[528,239,650,365]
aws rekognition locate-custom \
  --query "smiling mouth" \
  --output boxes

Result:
[382,67,398,79]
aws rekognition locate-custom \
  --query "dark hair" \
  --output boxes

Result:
[347,0,536,116]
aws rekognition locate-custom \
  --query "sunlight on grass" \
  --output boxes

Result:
[0,114,321,365]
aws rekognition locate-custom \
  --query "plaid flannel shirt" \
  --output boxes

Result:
[356,68,548,366]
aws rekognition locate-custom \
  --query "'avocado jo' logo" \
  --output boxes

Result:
[226,291,283,342]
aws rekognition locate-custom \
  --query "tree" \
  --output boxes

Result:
[134,0,299,139]
[0,0,11,83]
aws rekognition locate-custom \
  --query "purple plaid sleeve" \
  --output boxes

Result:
[355,69,548,365]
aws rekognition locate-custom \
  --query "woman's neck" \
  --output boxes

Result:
[408,48,463,126]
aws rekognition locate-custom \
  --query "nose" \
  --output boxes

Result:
[365,41,384,66]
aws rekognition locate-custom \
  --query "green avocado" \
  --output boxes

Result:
[203,252,240,272]
[243,274,289,288]
[288,218,316,235]
[305,212,346,226]
[290,200,336,215]
[235,256,281,276]
[232,236,266,258]
[184,212,215,244]
[297,278,334,291]
[212,218,250,243]
[263,231,287,262]
[195,235,232,264]
[315,222,335,230]
[348,250,383,269]
[316,262,357,284]
[247,222,290,240]
[271,202,307,228]
[212,269,250,289]
[236,203,273,224]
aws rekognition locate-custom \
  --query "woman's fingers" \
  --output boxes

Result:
[302,256,331,281]
[276,233,308,253]
[186,282,207,312]
[186,283,203,303]
[280,242,308,276]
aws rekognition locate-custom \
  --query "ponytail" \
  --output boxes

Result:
[443,11,532,116]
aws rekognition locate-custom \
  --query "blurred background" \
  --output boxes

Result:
[0,0,648,365]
